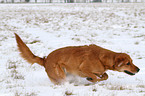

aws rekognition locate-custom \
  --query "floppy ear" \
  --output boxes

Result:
[114,54,125,67]
[117,62,123,67]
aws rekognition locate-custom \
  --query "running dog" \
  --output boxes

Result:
[15,33,140,84]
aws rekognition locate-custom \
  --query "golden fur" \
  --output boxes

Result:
[15,33,140,84]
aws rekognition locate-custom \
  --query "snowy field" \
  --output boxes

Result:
[0,3,145,96]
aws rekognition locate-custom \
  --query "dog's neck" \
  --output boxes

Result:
[104,63,115,71]
[100,54,116,71]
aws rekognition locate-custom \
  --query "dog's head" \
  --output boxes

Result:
[114,53,140,75]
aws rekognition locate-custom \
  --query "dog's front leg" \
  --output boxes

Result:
[94,72,108,80]
[86,72,108,82]
[100,72,108,80]
[83,72,102,82]
[80,63,104,82]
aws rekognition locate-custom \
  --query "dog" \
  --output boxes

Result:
[14,33,140,84]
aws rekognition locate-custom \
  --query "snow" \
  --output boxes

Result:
[0,3,145,96]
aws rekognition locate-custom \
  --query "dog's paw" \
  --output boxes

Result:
[86,77,93,81]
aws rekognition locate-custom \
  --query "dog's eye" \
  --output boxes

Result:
[127,62,130,65]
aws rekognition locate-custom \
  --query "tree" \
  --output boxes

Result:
[12,0,14,3]
[134,0,137,2]
[49,0,52,3]
[93,0,102,2]
[66,0,74,3]
[25,0,30,2]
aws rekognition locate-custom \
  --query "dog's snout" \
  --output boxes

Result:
[137,68,140,72]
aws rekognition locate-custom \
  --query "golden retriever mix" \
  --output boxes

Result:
[15,33,140,84]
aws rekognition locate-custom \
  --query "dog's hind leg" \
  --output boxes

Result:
[45,64,66,85]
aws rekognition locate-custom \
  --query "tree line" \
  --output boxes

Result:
[0,0,144,3]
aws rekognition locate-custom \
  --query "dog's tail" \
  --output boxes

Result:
[14,33,45,66]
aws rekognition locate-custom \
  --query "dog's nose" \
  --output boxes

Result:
[137,68,140,72]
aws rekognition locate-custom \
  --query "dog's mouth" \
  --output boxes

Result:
[124,70,135,75]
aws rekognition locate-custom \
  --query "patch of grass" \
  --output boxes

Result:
[134,41,139,45]
[137,57,142,59]
[134,26,138,28]
[65,91,74,96]
[74,84,78,86]
[8,64,17,69]
[91,33,98,37]
[137,85,145,88]
[107,85,128,90]
[72,38,81,42]
[98,83,105,86]
[0,35,8,42]
[25,92,37,96]
[92,88,97,92]
[15,91,22,96]
[15,91,37,96]
[14,74,24,80]
[7,61,17,68]
[29,40,41,44]
[84,84,91,86]
[7,60,24,80]
[133,35,145,38]
[0,79,4,82]
[139,90,145,93]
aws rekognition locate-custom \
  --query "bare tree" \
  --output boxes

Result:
[1,0,4,3]
[49,0,52,3]
[127,0,130,2]
[93,0,102,2]
[25,0,30,2]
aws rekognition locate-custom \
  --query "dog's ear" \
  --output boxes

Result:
[114,54,125,67]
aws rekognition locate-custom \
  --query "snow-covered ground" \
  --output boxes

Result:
[0,3,145,96]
